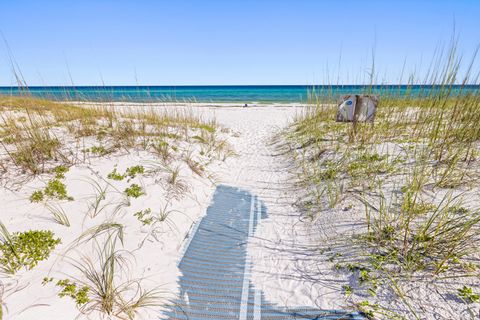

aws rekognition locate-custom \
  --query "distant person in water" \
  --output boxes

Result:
[243,103,248,108]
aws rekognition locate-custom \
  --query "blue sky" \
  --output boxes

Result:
[0,0,479,86]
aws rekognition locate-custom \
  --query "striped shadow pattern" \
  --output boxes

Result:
[162,185,364,319]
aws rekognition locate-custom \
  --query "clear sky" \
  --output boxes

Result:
[0,0,479,86]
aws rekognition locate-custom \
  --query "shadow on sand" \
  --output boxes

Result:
[162,185,364,319]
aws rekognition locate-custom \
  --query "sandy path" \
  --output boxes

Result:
[208,105,356,313]
[160,105,363,318]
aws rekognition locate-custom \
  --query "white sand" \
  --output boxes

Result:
[0,103,303,320]
[1,103,477,319]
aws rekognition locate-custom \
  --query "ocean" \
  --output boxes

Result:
[0,85,478,103]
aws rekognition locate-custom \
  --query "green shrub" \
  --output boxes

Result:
[107,165,144,181]
[124,184,145,198]
[44,179,74,201]
[457,285,480,303]
[29,174,73,203]
[89,145,108,155]
[107,168,125,181]
[0,229,61,273]
[134,208,153,225]
[342,284,352,297]
[54,165,69,179]
[125,165,145,179]
[56,279,90,306]
[30,190,44,203]
[84,146,109,156]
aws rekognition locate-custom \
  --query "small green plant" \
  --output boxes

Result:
[107,168,125,181]
[457,285,480,303]
[30,190,44,203]
[168,166,181,185]
[342,284,352,297]
[107,165,145,182]
[66,235,164,317]
[317,167,337,180]
[56,279,90,306]
[89,145,108,155]
[125,165,144,179]
[29,167,72,203]
[124,184,145,198]
[0,226,61,274]
[42,277,53,285]
[134,208,153,225]
[54,165,69,179]
[359,269,371,283]
[44,179,74,201]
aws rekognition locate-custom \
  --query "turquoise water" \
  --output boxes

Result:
[0,85,478,103]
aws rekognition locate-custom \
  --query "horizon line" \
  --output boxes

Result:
[1,84,479,88]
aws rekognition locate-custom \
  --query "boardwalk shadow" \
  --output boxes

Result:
[162,185,364,319]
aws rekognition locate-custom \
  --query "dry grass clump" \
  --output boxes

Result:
[71,235,164,319]
[289,44,480,317]
[0,96,230,180]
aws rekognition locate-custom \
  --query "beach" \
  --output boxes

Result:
[0,101,306,319]
[0,99,479,319]
[1,0,479,318]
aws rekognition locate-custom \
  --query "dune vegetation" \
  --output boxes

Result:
[288,45,480,318]
[0,96,233,319]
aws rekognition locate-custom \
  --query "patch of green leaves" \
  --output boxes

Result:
[56,279,90,306]
[107,168,125,181]
[342,284,352,297]
[124,184,145,198]
[457,285,479,303]
[107,165,145,181]
[0,229,61,273]
[53,165,69,179]
[44,179,74,201]
[125,165,144,179]
[134,208,153,225]
[30,170,73,203]
[84,145,108,156]
[30,190,44,203]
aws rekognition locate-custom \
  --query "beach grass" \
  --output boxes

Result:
[0,92,234,319]
[288,43,480,318]
[0,95,225,178]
